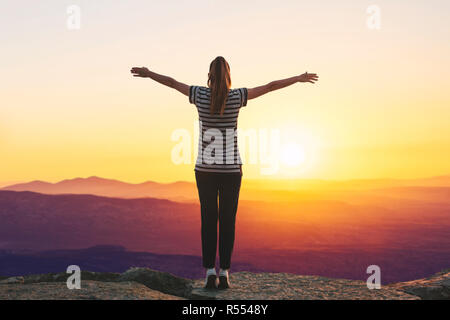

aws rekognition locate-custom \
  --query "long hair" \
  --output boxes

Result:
[207,56,231,115]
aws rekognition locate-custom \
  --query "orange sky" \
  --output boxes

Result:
[1,1,450,184]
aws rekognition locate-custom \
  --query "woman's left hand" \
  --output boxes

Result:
[130,67,150,77]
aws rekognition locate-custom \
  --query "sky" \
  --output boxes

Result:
[1,0,450,184]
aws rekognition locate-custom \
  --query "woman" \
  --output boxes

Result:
[131,56,318,289]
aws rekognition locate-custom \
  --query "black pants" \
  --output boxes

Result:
[195,170,242,269]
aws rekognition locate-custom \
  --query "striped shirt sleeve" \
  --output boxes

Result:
[238,88,248,107]
[189,85,200,104]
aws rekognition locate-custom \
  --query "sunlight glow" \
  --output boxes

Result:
[281,143,306,167]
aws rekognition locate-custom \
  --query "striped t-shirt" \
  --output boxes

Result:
[189,85,248,173]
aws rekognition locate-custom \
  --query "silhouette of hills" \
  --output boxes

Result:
[0,189,448,283]
[1,176,197,202]
[3,175,450,203]
[0,245,261,280]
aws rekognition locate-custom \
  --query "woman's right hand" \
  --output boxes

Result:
[298,72,319,83]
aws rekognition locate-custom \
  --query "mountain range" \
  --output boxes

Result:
[3,175,450,202]
[0,183,448,284]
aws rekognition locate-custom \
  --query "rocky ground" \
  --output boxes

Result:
[190,272,419,300]
[387,268,450,300]
[0,267,448,300]
[0,280,183,300]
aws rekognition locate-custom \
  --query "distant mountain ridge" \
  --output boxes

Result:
[3,175,450,202]
[1,176,197,202]
[0,190,200,253]
[0,189,448,283]
[0,245,262,280]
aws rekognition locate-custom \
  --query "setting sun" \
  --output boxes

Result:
[281,143,306,167]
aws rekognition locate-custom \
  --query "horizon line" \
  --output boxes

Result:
[2,173,450,188]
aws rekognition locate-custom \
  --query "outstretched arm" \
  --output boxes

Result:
[130,67,189,96]
[247,72,319,100]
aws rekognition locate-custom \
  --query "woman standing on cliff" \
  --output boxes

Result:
[131,56,318,289]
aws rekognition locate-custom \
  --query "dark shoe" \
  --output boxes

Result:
[204,275,218,290]
[218,275,231,289]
